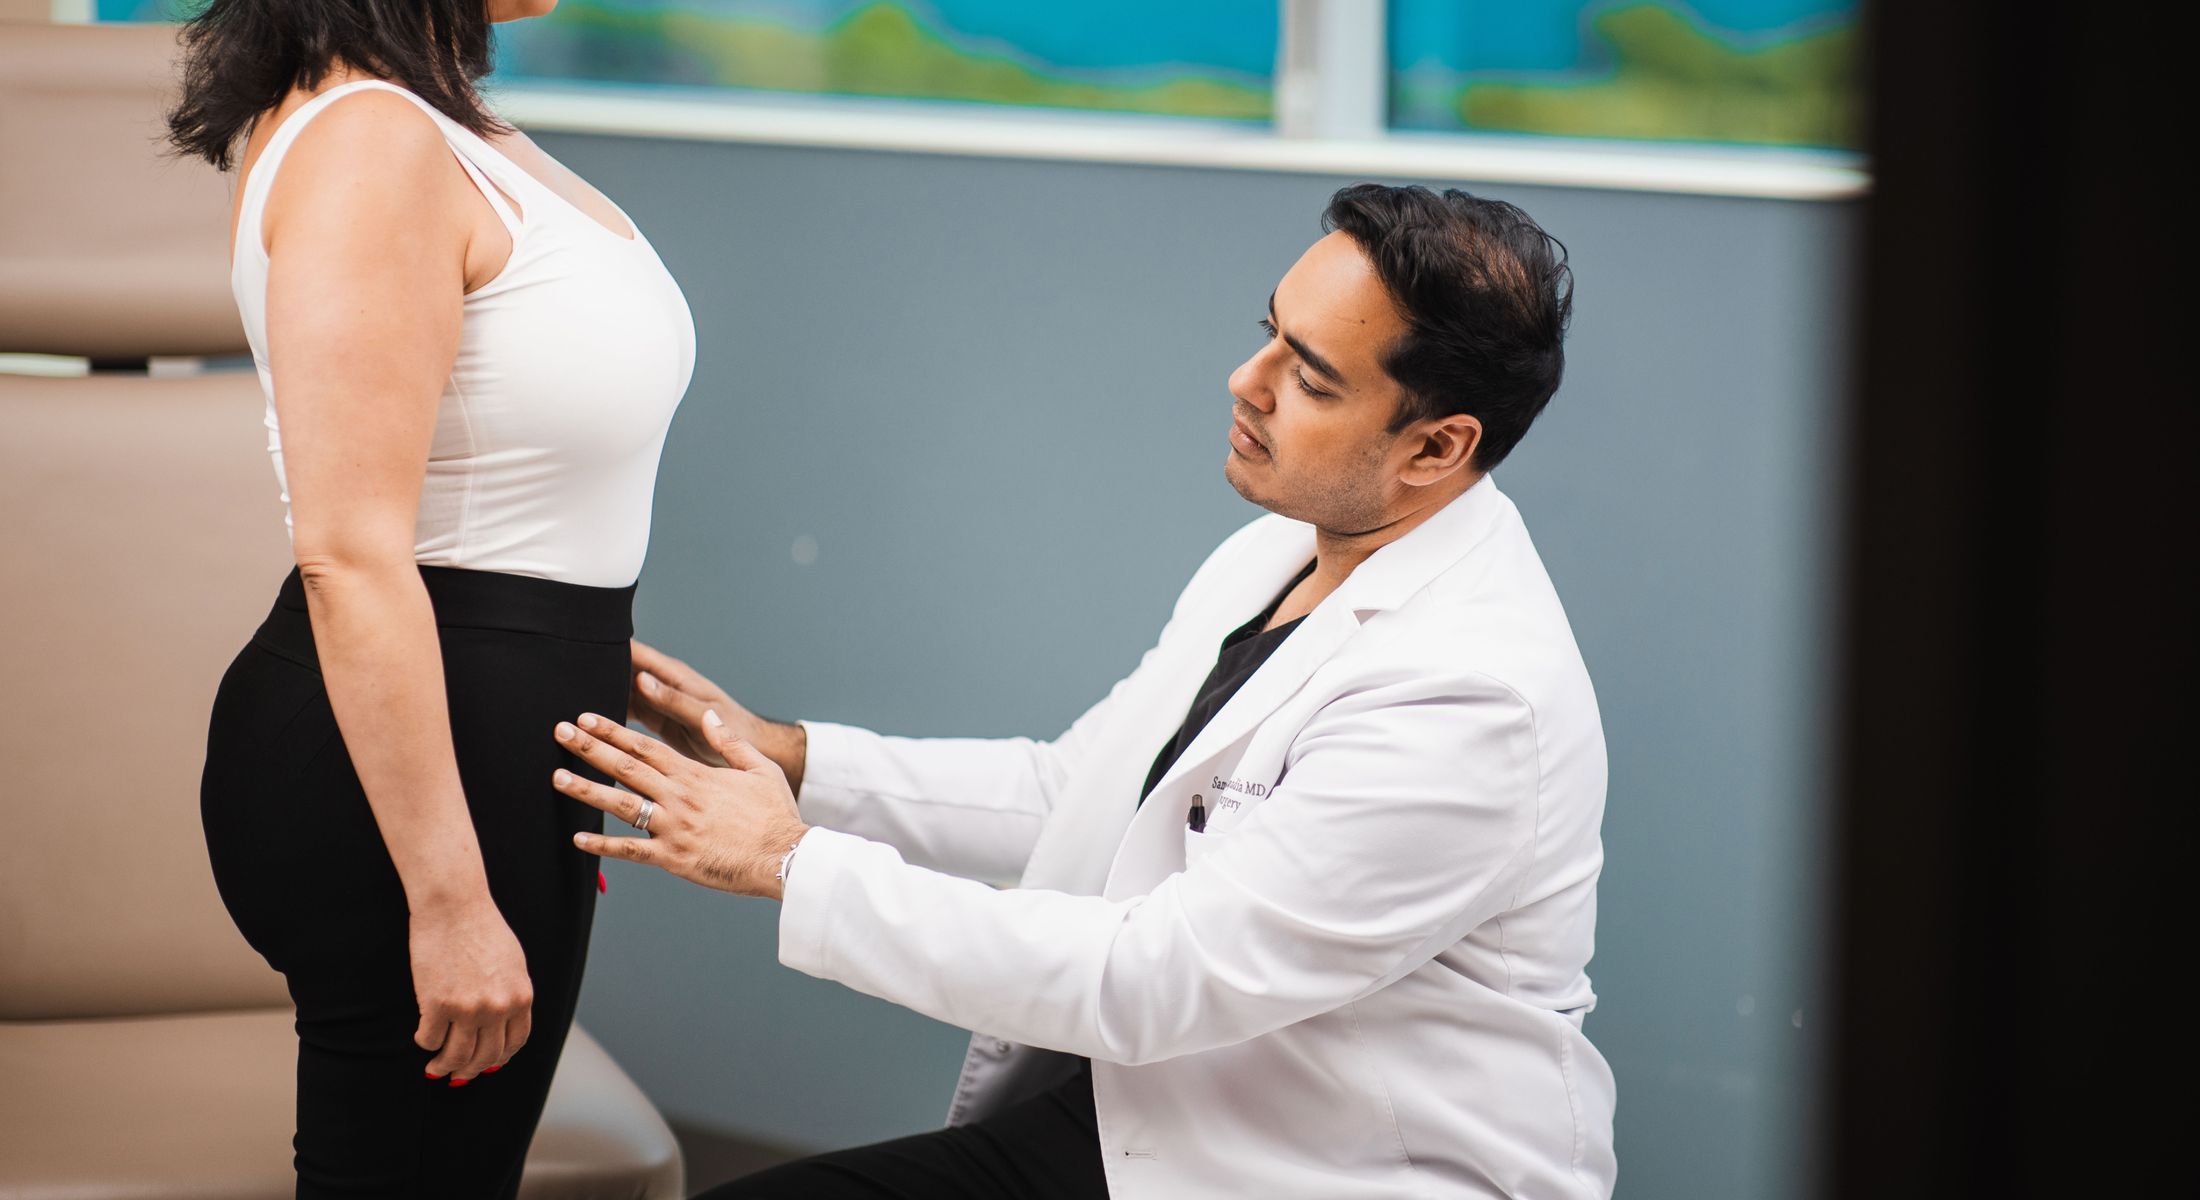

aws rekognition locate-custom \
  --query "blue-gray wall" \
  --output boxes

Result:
[533,129,1854,1200]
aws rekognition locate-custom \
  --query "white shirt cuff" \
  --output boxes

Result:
[777,824,865,978]
[792,719,867,828]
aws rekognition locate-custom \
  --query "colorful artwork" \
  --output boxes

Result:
[496,0,1276,121]
[97,2,1860,149]
[1390,0,1860,149]
[95,1,1274,122]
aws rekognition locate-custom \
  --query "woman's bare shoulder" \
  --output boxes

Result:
[259,89,471,251]
[278,88,453,183]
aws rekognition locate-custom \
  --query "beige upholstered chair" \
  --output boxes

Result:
[0,19,684,1198]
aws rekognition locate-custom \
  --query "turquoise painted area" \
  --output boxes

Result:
[95,0,172,19]
[571,0,1279,78]
[102,1,1277,108]
[1388,0,1861,146]
[96,2,1855,145]
[103,0,1847,77]
[1390,0,1857,72]
[97,0,1277,82]
[101,2,1844,96]
[912,0,1275,77]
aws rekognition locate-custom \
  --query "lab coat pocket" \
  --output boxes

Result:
[1183,826,1226,869]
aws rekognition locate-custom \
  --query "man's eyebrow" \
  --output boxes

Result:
[1267,290,1347,386]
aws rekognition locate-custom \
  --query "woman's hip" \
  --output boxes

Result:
[201,565,636,953]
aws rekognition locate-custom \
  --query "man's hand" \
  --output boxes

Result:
[628,639,806,791]
[554,709,810,900]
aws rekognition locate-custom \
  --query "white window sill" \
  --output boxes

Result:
[490,81,1867,203]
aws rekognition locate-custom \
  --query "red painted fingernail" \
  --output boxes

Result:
[597,869,609,894]
[449,1077,470,1088]
[484,1065,501,1074]
[425,1071,444,1081]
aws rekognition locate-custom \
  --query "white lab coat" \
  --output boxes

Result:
[781,476,1616,1199]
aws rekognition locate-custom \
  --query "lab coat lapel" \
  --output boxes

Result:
[1106,599,1356,897]
[1106,477,1511,894]
[1017,518,1318,898]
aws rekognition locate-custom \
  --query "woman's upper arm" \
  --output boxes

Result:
[262,92,477,567]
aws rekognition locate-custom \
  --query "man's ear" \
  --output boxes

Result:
[1402,414,1482,485]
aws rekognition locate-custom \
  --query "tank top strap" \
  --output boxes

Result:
[437,132,526,237]
[332,81,527,238]
[240,79,525,247]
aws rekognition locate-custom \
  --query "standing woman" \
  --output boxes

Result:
[178,1,693,1194]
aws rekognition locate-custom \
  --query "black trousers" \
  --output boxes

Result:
[701,1062,1110,1199]
[201,566,633,1198]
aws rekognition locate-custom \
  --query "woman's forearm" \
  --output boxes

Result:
[297,553,493,914]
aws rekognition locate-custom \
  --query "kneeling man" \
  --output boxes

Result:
[552,183,1614,1200]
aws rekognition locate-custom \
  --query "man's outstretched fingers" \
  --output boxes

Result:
[631,640,704,692]
[556,719,662,790]
[702,709,772,772]
[577,713,681,772]
[637,669,708,725]
[553,767,650,828]
[575,830,660,865]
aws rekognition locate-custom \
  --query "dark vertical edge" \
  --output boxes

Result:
[1824,2,2188,1197]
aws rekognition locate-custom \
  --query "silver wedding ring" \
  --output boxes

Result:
[633,798,656,832]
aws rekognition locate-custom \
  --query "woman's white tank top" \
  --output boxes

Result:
[230,80,695,588]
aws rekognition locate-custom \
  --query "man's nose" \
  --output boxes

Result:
[1227,356,1274,412]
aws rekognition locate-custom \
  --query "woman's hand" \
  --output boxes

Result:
[409,899,532,1085]
[553,709,810,900]
[627,639,806,790]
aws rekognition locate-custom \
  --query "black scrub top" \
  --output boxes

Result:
[1137,558,1319,807]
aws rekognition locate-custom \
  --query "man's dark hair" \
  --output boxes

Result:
[166,0,506,170]
[1322,183,1574,471]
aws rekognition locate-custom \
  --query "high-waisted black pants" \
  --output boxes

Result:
[201,565,633,1198]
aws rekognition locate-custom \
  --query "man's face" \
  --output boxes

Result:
[1223,232,1420,535]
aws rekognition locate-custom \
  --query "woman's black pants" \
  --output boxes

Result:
[201,566,633,1198]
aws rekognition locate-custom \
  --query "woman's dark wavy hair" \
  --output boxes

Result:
[166,0,506,170]
[1323,183,1574,471]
